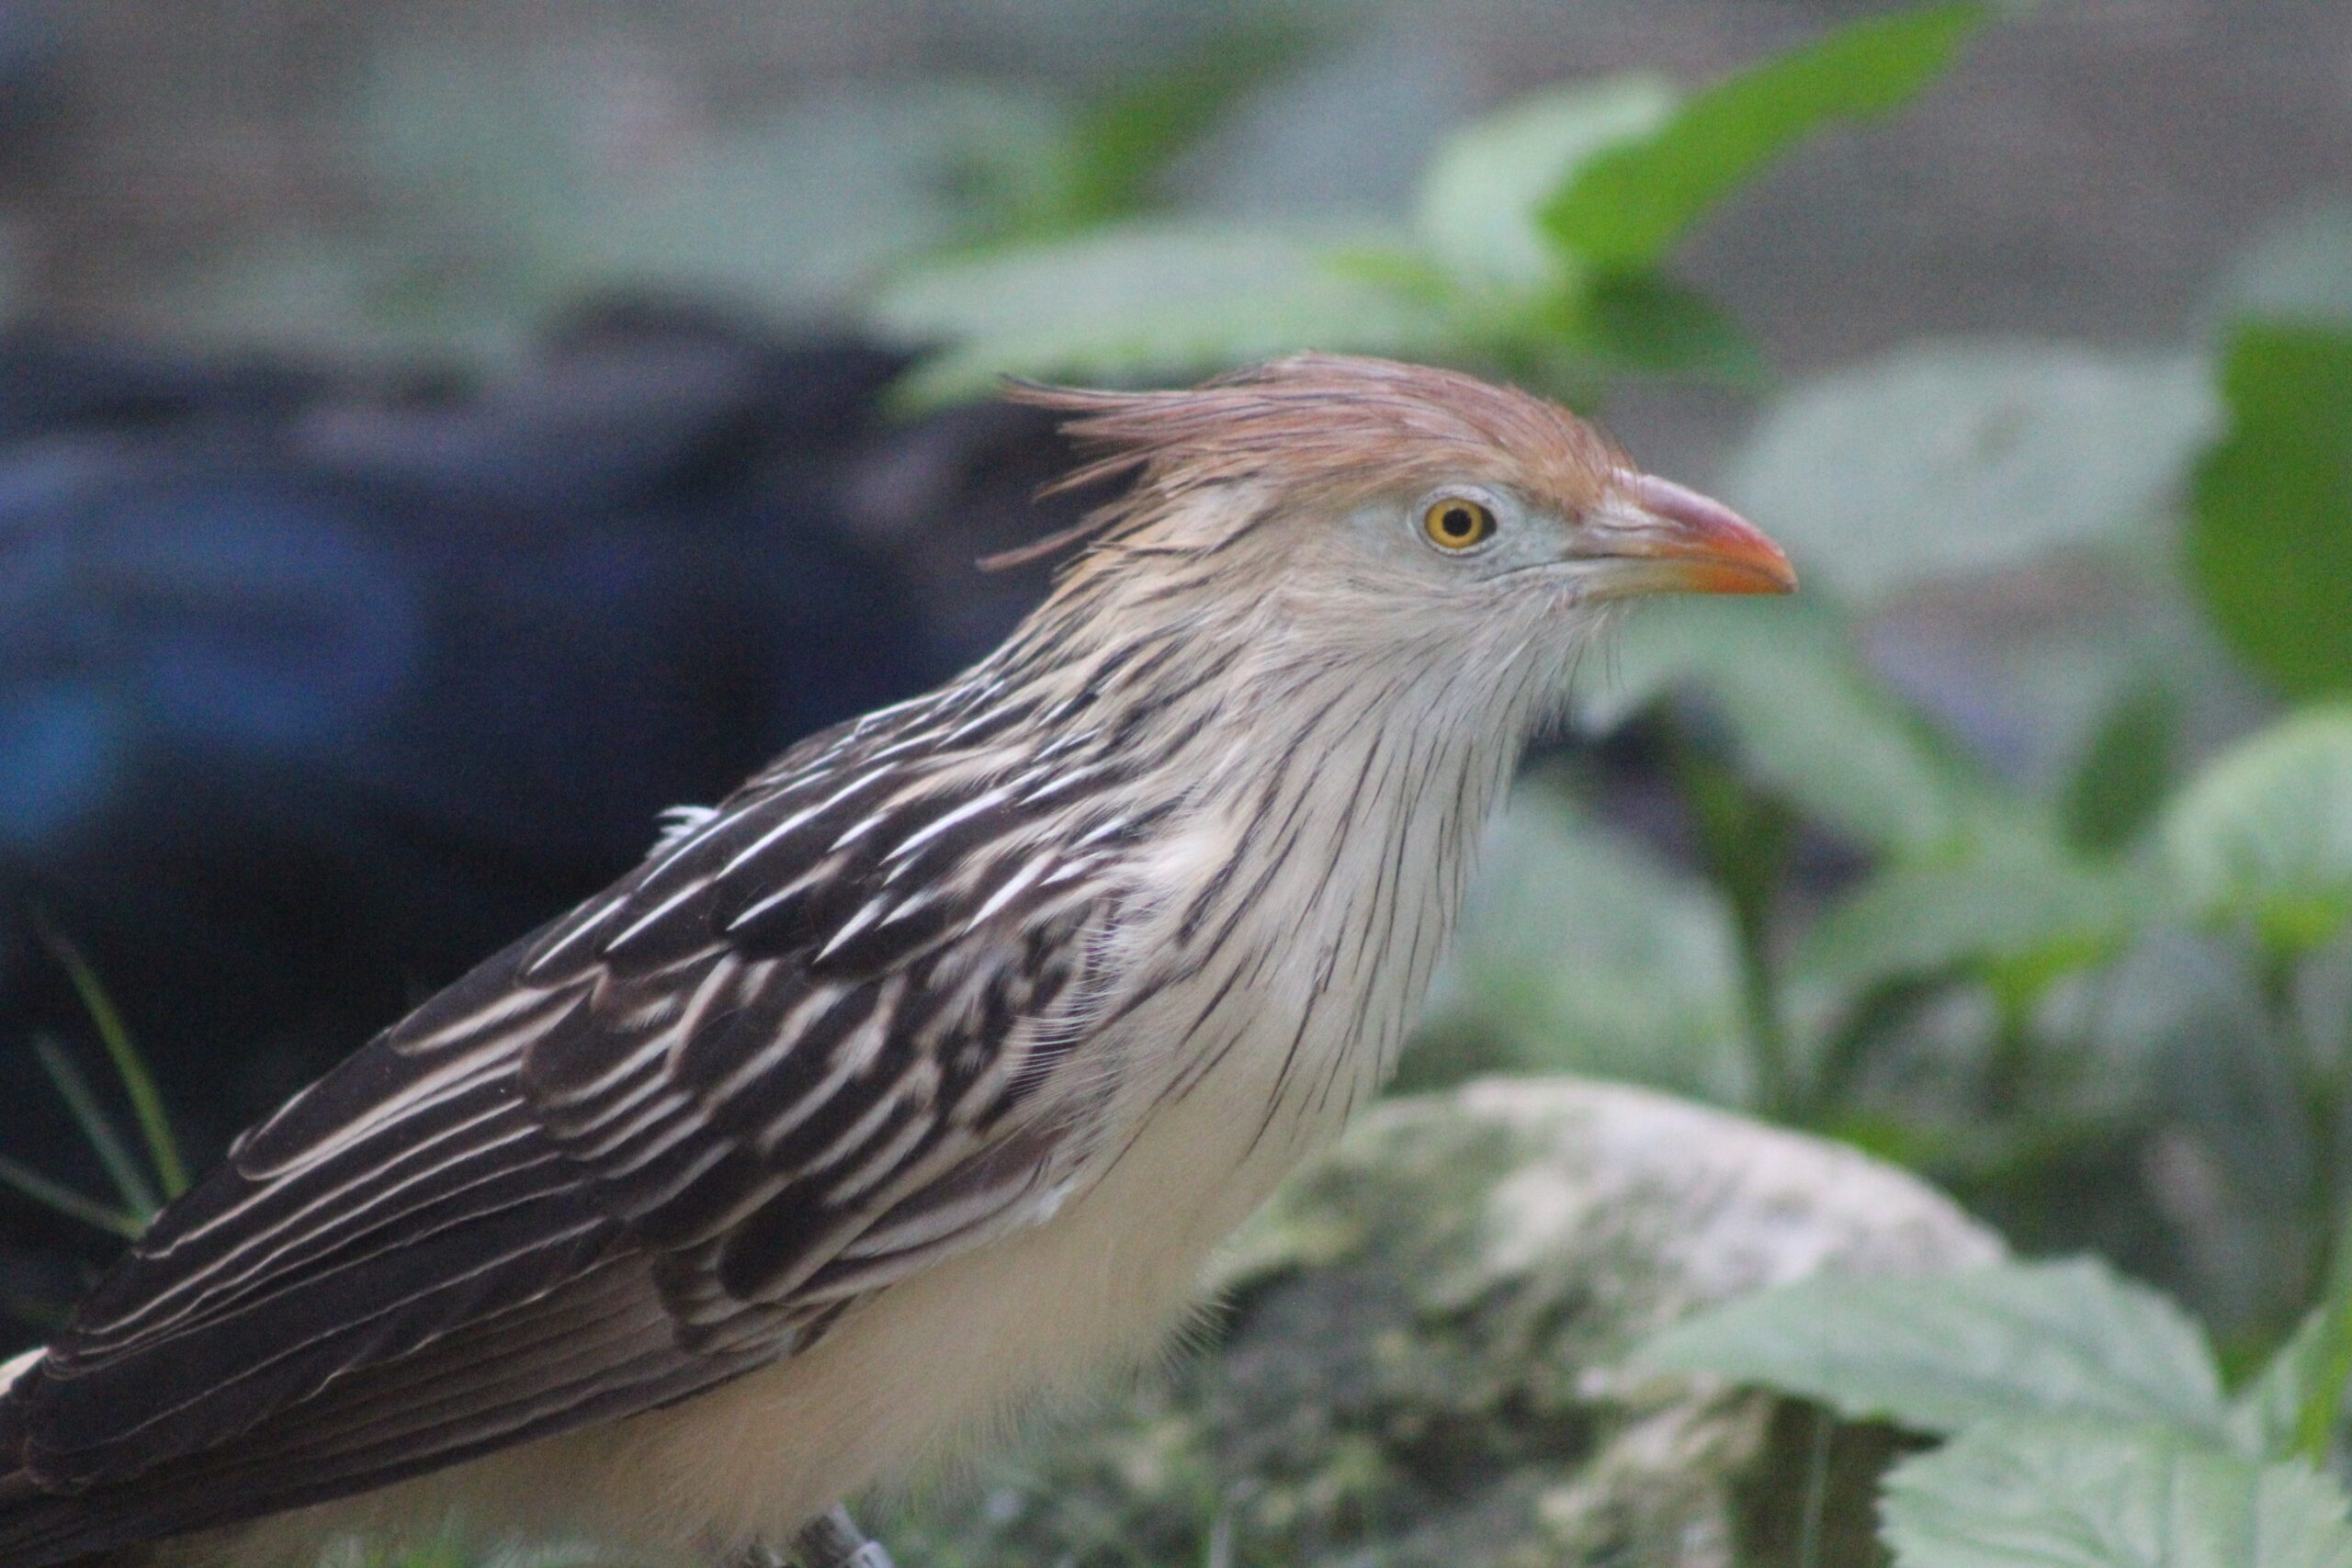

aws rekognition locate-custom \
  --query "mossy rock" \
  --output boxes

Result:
[878,1077,2000,1568]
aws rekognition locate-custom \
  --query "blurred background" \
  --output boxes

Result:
[5,0,2352,1540]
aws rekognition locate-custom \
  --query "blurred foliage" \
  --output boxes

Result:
[1536,2,1982,273]
[1000,22,1315,239]
[866,2,2352,1548]
[1642,1258,2233,1442]
[148,25,1305,359]
[2189,326,2352,698]
[1641,1241,2352,1565]
[870,4,1988,403]
[2163,708,2352,957]
[0,933,183,1241]
[1724,341,2216,604]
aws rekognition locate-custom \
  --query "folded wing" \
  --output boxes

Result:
[0,696,1146,1563]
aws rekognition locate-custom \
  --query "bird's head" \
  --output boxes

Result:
[1001,354,1792,723]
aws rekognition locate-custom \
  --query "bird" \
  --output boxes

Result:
[0,353,1793,1568]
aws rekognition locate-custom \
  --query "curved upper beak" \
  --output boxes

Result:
[1589,473,1797,597]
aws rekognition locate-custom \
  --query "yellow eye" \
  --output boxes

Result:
[1421,496,1497,551]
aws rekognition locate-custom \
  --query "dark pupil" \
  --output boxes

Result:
[1442,507,1474,537]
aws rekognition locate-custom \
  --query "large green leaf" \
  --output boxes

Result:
[1582,597,1994,857]
[1428,785,1746,1101]
[1637,1258,2228,1440]
[2160,706,2352,955]
[1799,839,2138,1006]
[1724,341,2218,604]
[1882,1417,2352,1568]
[869,222,1454,406]
[1540,3,1987,272]
[2188,323,2352,698]
[1412,75,1676,292]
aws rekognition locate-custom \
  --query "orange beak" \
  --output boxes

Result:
[1600,473,1797,597]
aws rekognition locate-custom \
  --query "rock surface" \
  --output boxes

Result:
[880,1076,2002,1568]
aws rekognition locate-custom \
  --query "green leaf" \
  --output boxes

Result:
[1799,841,2136,1007]
[2188,322,2352,698]
[2233,1311,2335,1463]
[1540,3,1987,272]
[1724,341,2219,604]
[1412,75,1677,292]
[2160,705,2352,955]
[1058,23,1313,228]
[2063,682,2181,856]
[40,923,186,1201]
[30,1036,159,1223]
[1574,270,1768,385]
[1882,1417,2352,1568]
[0,1156,143,1239]
[1637,1258,2228,1440]
[870,221,1453,406]
[2231,1208,2352,1463]
[1582,596,1993,857]
[1429,784,1746,1101]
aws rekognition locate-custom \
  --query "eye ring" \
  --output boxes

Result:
[1421,495,1498,552]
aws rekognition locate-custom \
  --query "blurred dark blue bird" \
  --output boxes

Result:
[0,302,1074,1295]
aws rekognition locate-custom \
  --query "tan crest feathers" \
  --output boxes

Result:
[1002,355,1628,542]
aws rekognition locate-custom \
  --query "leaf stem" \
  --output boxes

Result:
[1806,976,1939,1124]
[35,919,188,1201]
[1984,989,2034,1118]
[1795,1402,1834,1568]
[30,1034,160,1221]
[1663,716,1797,1118]
[0,1155,144,1239]
[2290,1202,2352,1464]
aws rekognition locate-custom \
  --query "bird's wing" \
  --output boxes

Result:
[503,705,1140,1356]
[4,699,1152,1551]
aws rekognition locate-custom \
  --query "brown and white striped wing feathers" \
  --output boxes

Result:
[0,701,1138,1562]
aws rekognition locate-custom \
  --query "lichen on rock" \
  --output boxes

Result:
[878,1077,2001,1568]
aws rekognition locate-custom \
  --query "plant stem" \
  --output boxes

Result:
[1807,976,1938,1122]
[34,918,188,1201]
[2292,1203,2352,1465]
[1731,862,1794,1119]
[31,1034,160,1221]
[2260,943,2348,1314]
[1663,717,1797,1118]
[1983,990,2034,1118]
[1795,1402,1834,1568]
[0,1156,143,1238]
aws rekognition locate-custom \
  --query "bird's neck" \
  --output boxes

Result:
[943,564,1584,1178]
[1009,615,1544,1172]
